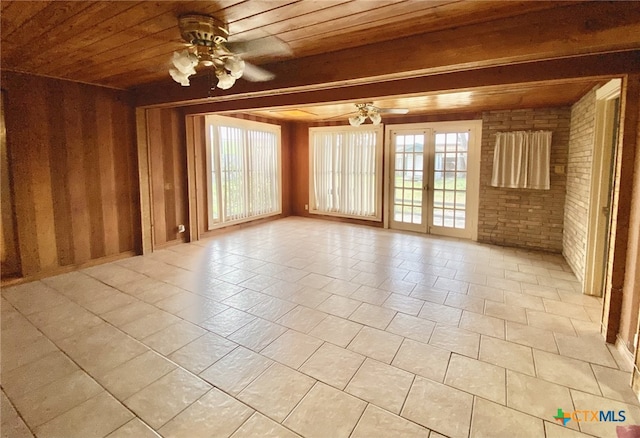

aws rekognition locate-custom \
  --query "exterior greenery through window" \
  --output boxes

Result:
[205,115,281,229]
[309,126,383,221]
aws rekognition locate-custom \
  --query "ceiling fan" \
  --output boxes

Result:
[169,14,290,90]
[342,102,409,126]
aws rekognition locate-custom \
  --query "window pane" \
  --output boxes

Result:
[444,191,455,207]
[415,154,424,171]
[395,154,403,170]
[435,133,445,152]
[405,154,414,171]
[414,171,423,186]
[444,209,455,227]
[455,191,466,209]
[434,171,444,189]
[433,209,443,226]
[434,153,445,171]
[403,206,412,222]
[412,207,422,224]
[394,205,403,221]
[444,172,456,189]
[394,188,403,203]
[433,190,444,208]
[455,210,466,229]
[403,172,414,187]
[412,189,422,206]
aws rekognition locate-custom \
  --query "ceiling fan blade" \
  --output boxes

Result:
[242,62,275,82]
[379,108,409,114]
[227,35,292,59]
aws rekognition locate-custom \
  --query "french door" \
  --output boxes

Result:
[386,121,481,239]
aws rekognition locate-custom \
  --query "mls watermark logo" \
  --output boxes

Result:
[554,408,627,425]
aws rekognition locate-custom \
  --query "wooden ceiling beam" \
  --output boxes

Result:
[137,50,640,112]
[135,1,640,108]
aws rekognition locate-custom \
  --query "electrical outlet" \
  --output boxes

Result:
[304,204,308,211]
[177,224,185,233]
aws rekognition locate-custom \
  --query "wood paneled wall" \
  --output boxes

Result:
[609,74,640,346]
[0,92,20,277]
[146,107,188,247]
[1,71,140,278]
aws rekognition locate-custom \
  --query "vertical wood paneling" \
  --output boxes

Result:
[280,121,293,216]
[96,89,120,256]
[0,91,21,277]
[136,108,153,254]
[7,80,39,274]
[25,76,58,270]
[194,116,207,238]
[64,81,92,264]
[292,123,310,217]
[79,88,105,259]
[114,93,138,254]
[171,109,187,240]
[161,110,177,243]
[185,115,205,240]
[605,74,640,343]
[1,71,140,278]
[146,107,188,247]
[147,109,167,247]
[47,81,74,266]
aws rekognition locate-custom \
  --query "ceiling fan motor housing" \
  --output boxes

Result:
[179,14,230,47]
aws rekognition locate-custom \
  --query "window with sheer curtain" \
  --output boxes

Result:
[309,126,383,220]
[491,130,552,190]
[205,115,281,229]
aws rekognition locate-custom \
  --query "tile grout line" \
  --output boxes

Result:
[1,302,157,437]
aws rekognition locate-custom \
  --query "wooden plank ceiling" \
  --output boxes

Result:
[244,81,600,121]
[2,1,638,115]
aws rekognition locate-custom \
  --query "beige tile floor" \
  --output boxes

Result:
[2,217,639,438]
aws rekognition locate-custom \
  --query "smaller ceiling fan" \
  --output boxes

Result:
[341,103,409,126]
[169,14,290,90]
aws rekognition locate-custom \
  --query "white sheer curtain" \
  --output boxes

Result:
[206,115,281,230]
[312,129,379,218]
[491,130,552,190]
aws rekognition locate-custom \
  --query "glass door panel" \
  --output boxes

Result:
[431,131,468,232]
[390,132,426,232]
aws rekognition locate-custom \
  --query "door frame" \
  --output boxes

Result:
[384,120,482,240]
[583,78,621,296]
[385,127,429,233]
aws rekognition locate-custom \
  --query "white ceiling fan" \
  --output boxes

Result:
[333,102,409,126]
[169,14,290,90]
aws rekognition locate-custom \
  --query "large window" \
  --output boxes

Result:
[309,126,383,220]
[205,115,281,229]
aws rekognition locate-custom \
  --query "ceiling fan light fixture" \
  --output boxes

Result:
[369,111,382,125]
[169,68,191,86]
[225,56,245,78]
[349,114,366,126]
[170,14,281,92]
[216,70,236,90]
[171,50,198,75]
